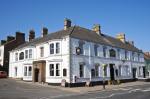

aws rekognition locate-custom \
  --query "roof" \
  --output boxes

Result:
[144,54,150,60]
[13,26,141,52]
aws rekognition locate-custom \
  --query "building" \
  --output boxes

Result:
[9,19,145,86]
[0,32,25,73]
[144,52,150,77]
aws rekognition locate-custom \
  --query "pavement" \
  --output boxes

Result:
[0,78,150,99]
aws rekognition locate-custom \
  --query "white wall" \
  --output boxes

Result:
[0,45,4,66]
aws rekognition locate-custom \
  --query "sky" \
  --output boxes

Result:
[0,0,150,51]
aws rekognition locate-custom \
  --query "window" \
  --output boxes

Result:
[91,69,95,77]
[49,64,54,76]
[138,53,140,61]
[50,43,54,54]
[103,46,107,57]
[79,41,84,55]
[40,47,44,57]
[29,49,32,58]
[117,49,120,59]
[95,65,99,77]
[94,45,98,56]
[25,50,28,59]
[115,69,119,77]
[118,65,121,76]
[63,69,67,77]
[0,50,1,56]
[19,52,24,60]
[24,67,27,76]
[56,63,60,76]
[28,66,32,76]
[104,66,107,77]
[56,43,60,54]
[15,67,17,76]
[132,52,135,61]
[109,49,116,58]
[79,64,84,77]
[15,53,18,61]
[125,50,128,60]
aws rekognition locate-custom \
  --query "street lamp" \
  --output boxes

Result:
[102,64,107,89]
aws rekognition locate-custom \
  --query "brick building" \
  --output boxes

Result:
[0,32,25,73]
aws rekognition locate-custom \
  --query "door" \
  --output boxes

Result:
[109,64,115,80]
[34,68,39,82]
[143,67,146,78]
[132,68,136,79]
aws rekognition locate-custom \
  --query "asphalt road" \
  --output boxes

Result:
[0,78,150,99]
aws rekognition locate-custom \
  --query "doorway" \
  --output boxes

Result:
[34,68,39,82]
[143,67,146,78]
[109,64,115,80]
[132,68,137,79]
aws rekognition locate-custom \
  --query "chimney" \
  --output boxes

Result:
[116,33,126,43]
[7,36,15,42]
[64,18,71,30]
[0,40,6,45]
[16,32,25,43]
[128,40,134,45]
[42,27,48,37]
[93,24,101,35]
[29,30,35,41]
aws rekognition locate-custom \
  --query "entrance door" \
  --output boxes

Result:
[143,67,146,78]
[34,68,39,82]
[109,64,115,80]
[132,68,136,79]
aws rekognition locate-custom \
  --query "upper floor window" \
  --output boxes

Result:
[78,41,84,55]
[50,43,54,54]
[109,49,116,58]
[117,49,120,59]
[56,43,60,54]
[40,47,44,57]
[29,49,32,58]
[138,53,140,61]
[125,50,128,60]
[19,52,24,60]
[94,45,98,56]
[0,50,1,56]
[15,53,18,61]
[103,46,107,57]
[132,52,135,61]
[25,50,28,59]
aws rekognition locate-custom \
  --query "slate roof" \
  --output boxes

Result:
[13,26,141,52]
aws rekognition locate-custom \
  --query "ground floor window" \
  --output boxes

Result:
[49,63,60,77]
[104,66,107,77]
[79,64,84,77]
[91,69,95,77]
[95,65,99,77]
[122,65,129,76]
[24,66,32,76]
[15,67,17,77]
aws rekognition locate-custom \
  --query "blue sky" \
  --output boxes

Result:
[0,0,150,51]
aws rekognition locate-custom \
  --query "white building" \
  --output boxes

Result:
[9,19,145,86]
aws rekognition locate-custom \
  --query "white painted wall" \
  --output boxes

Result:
[0,45,4,66]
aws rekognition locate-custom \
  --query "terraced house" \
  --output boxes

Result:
[9,19,145,86]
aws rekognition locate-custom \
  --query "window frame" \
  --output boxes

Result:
[50,43,54,54]
[56,42,60,54]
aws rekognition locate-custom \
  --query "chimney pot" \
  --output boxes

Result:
[116,33,126,43]
[7,36,15,42]
[93,24,101,35]
[42,27,48,37]
[64,18,71,30]
[0,40,6,45]
[29,30,35,41]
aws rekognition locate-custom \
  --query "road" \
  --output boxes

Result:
[0,78,150,99]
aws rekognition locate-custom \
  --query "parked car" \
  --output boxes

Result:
[0,71,7,78]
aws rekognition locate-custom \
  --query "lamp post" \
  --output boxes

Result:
[102,64,107,89]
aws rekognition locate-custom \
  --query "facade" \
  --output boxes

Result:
[144,52,150,77]
[9,19,145,86]
[0,32,25,73]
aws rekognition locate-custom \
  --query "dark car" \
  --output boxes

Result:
[0,71,7,78]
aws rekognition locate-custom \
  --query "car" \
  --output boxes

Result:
[0,71,7,78]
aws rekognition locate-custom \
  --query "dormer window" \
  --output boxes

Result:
[109,49,116,58]
[19,52,24,60]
